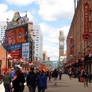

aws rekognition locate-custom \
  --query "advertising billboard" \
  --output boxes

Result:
[16,27,26,44]
[22,43,29,61]
[7,44,22,59]
[6,44,22,59]
[9,49,22,59]
[6,30,16,46]
[5,25,27,46]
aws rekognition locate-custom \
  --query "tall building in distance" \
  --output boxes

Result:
[59,30,64,61]
[43,51,50,62]
[32,24,43,61]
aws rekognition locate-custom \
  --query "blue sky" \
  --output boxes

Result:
[0,0,74,60]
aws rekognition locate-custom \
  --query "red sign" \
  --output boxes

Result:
[69,37,74,56]
[82,33,90,40]
[16,27,26,44]
[6,30,16,46]
[6,25,27,46]
[84,3,89,33]
[9,49,22,59]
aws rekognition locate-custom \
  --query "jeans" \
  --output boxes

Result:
[4,84,11,92]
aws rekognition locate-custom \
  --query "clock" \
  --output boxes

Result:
[60,42,64,46]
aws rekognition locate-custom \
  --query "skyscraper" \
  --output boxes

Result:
[32,24,43,61]
[0,21,6,44]
[59,30,64,61]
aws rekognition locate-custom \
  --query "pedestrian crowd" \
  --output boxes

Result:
[2,66,63,92]
[65,68,92,88]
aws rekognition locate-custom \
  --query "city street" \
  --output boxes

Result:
[0,0,92,92]
[0,74,92,92]
[24,74,92,92]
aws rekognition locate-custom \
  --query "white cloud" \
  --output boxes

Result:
[0,4,33,21]
[40,23,70,60]
[39,23,59,44]
[0,4,14,21]
[6,0,35,6]
[38,0,74,21]
[0,4,8,12]
[43,45,59,61]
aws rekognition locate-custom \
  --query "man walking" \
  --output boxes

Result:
[27,67,37,92]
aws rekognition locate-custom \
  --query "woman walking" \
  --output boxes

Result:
[37,71,47,92]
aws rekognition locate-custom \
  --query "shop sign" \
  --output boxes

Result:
[6,44,22,51]
[84,3,89,33]
[22,43,29,61]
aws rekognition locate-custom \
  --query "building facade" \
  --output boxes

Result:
[4,12,35,68]
[59,30,64,61]
[32,24,43,61]
[43,51,49,62]
[0,22,7,44]
[0,45,7,74]
[67,0,92,74]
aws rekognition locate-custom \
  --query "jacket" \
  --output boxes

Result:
[37,74,47,88]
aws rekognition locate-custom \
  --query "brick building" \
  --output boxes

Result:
[67,0,92,73]
[0,45,7,74]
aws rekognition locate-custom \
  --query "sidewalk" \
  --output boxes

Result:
[45,74,92,92]
[1,74,92,92]
[24,74,92,92]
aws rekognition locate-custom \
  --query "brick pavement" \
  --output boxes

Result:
[24,74,92,92]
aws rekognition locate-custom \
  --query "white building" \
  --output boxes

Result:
[33,24,43,61]
[0,21,7,44]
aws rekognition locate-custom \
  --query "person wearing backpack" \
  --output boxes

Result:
[27,67,37,92]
